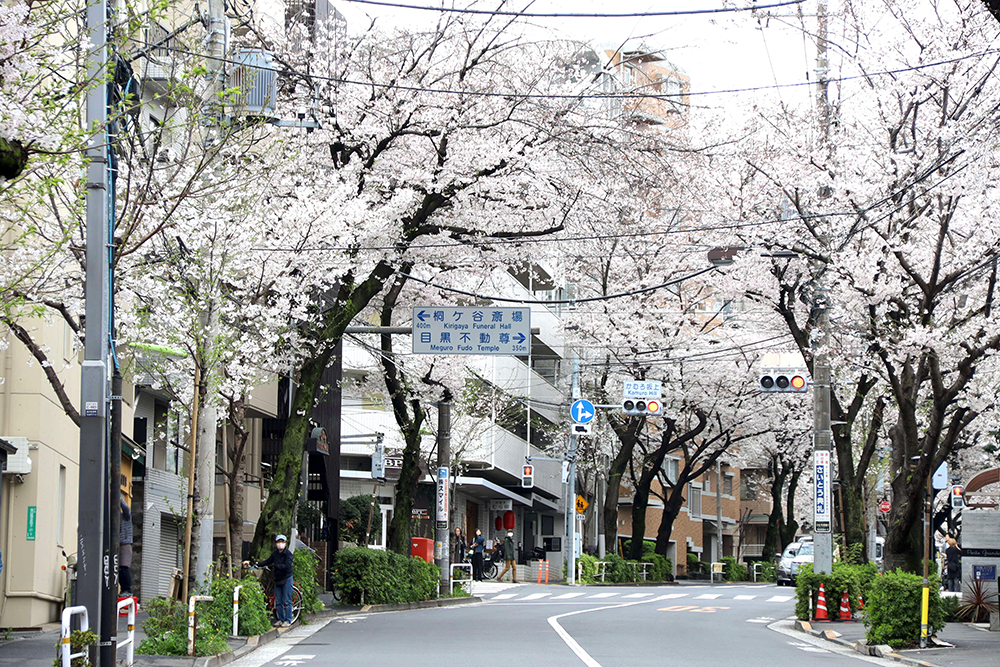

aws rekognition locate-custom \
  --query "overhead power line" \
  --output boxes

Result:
[342,0,805,18]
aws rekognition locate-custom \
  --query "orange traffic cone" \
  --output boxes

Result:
[838,590,854,621]
[858,593,865,610]
[814,583,831,622]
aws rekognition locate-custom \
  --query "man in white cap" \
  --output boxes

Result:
[244,534,295,626]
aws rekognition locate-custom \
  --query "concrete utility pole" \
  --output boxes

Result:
[812,0,834,576]
[182,365,201,602]
[435,398,451,596]
[79,0,110,653]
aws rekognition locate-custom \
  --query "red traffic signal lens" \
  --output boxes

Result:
[790,375,806,390]
[646,400,660,414]
[523,465,532,475]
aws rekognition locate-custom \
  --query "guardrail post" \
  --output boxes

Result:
[60,606,90,667]
[188,595,215,656]
[116,597,137,667]
[233,586,241,636]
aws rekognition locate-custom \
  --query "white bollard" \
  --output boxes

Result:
[60,606,90,667]
[233,586,242,636]
[187,595,215,656]
[116,597,137,667]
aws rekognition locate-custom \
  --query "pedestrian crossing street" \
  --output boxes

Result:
[478,587,795,604]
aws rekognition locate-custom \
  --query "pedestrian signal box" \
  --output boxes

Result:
[950,485,964,509]
[521,464,534,488]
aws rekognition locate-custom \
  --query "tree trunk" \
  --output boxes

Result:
[653,488,685,558]
[603,422,639,556]
[227,398,250,573]
[763,462,788,561]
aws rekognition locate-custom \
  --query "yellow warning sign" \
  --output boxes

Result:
[575,495,589,514]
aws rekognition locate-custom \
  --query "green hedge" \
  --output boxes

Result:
[333,547,439,605]
[293,547,325,614]
[865,569,945,649]
[722,556,748,582]
[641,553,673,581]
[794,562,879,621]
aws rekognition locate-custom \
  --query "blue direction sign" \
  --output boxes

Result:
[571,399,595,424]
[413,307,531,356]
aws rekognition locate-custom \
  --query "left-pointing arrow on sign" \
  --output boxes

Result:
[417,310,430,322]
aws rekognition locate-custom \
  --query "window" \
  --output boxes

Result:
[740,477,757,501]
[542,514,555,536]
[723,475,734,497]
[703,477,710,494]
[688,484,702,517]
[663,458,679,485]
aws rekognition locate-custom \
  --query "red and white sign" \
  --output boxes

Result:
[878,499,891,514]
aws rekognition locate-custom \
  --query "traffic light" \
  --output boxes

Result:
[521,464,534,488]
[759,367,809,393]
[622,398,662,416]
[950,485,964,509]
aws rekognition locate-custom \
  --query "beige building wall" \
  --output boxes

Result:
[1,316,83,627]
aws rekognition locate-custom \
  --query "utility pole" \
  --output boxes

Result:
[79,0,110,653]
[565,358,580,585]
[99,372,123,666]
[434,397,451,596]
[920,469,932,647]
[182,365,201,602]
[812,0,834,576]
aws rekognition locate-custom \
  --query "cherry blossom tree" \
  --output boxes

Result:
[683,0,1000,570]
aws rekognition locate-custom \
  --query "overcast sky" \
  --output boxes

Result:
[332,0,818,109]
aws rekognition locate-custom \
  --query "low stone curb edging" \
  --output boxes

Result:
[315,595,482,617]
[794,620,938,667]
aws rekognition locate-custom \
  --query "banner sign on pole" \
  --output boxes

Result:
[814,451,832,533]
[413,307,530,355]
[436,467,449,526]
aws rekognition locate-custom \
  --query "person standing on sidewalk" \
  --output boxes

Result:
[454,527,468,564]
[945,536,962,593]
[244,534,295,627]
[471,528,485,581]
[497,531,518,583]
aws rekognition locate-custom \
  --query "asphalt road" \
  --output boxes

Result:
[233,582,900,667]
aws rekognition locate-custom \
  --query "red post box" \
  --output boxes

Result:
[411,537,434,563]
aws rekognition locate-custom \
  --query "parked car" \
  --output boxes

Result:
[787,541,815,583]
[776,542,800,586]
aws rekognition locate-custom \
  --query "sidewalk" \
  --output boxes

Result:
[797,618,1000,667]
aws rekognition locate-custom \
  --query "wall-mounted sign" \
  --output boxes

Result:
[488,499,513,512]
[306,427,329,455]
[436,467,449,527]
[26,506,36,541]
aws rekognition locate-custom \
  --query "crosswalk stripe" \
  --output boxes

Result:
[552,592,586,599]
[694,594,722,600]
[767,595,794,602]
[734,595,757,600]
[623,593,653,598]
[521,593,551,600]
[660,593,688,599]
[491,594,517,600]
[588,592,618,598]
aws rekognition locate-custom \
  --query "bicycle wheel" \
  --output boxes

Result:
[290,585,303,623]
[484,561,498,580]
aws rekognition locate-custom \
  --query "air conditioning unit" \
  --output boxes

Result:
[2,437,32,475]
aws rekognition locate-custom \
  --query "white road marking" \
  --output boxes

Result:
[746,618,773,623]
[553,592,587,599]
[623,593,653,598]
[767,595,794,602]
[275,656,315,666]
[660,593,689,599]
[226,619,331,667]
[491,593,517,600]
[588,592,619,598]
[521,593,551,600]
[734,595,757,600]
[694,594,722,600]
[547,596,674,667]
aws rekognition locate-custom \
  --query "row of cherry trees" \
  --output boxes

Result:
[4,0,1000,574]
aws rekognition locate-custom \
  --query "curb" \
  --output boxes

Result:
[314,595,482,617]
[793,620,938,667]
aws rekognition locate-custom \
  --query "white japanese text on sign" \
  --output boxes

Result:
[413,307,530,355]
[436,467,449,524]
